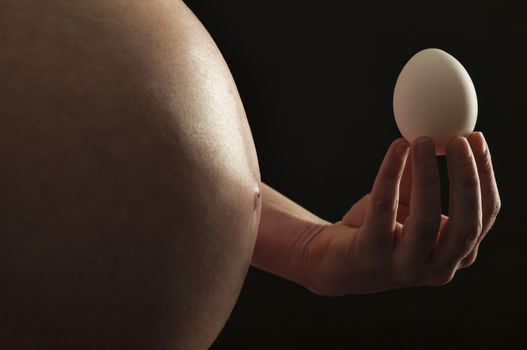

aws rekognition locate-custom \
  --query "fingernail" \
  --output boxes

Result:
[474,132,487,156]
[397,142,410,159]
[452,137,472,161]
[415,138,435,161]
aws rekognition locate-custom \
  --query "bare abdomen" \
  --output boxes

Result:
[0,1,261,348]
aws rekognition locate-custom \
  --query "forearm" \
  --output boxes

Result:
[251,182,331,288]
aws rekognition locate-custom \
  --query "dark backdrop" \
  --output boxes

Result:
[185,1,526,348]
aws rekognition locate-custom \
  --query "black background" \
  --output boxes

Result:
[185,1,526,349]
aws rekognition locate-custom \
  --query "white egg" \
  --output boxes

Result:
[393,48,478,155]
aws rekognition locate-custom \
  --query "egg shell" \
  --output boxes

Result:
[393,48,478,155]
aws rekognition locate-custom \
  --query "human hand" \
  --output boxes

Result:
[305,132,501,296]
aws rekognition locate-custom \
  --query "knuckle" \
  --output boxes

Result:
[489,199,501,221]
[460,220,483,246]
[415,173,439,187]
[483,198,501,233]
[480,153,494,173]
[460,252,477,269]
[457,172,480,188]
[371,195,398,213]
[382,168,403,182]
[426,267,455,287]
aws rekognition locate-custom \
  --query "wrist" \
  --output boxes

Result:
[251,215,328,289]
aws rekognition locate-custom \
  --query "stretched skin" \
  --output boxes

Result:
[0,0,261,349]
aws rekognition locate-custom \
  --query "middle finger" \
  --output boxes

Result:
[395,137,441,273]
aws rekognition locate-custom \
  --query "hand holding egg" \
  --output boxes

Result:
[303,51,501,296]
[393,48,478,155]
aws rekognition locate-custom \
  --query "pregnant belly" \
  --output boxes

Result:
[0,1,261,349]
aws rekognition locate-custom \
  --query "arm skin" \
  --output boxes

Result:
[251,183,331,288]
[253,132,501,296]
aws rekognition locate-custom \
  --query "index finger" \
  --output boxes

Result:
[362,138,409,253]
